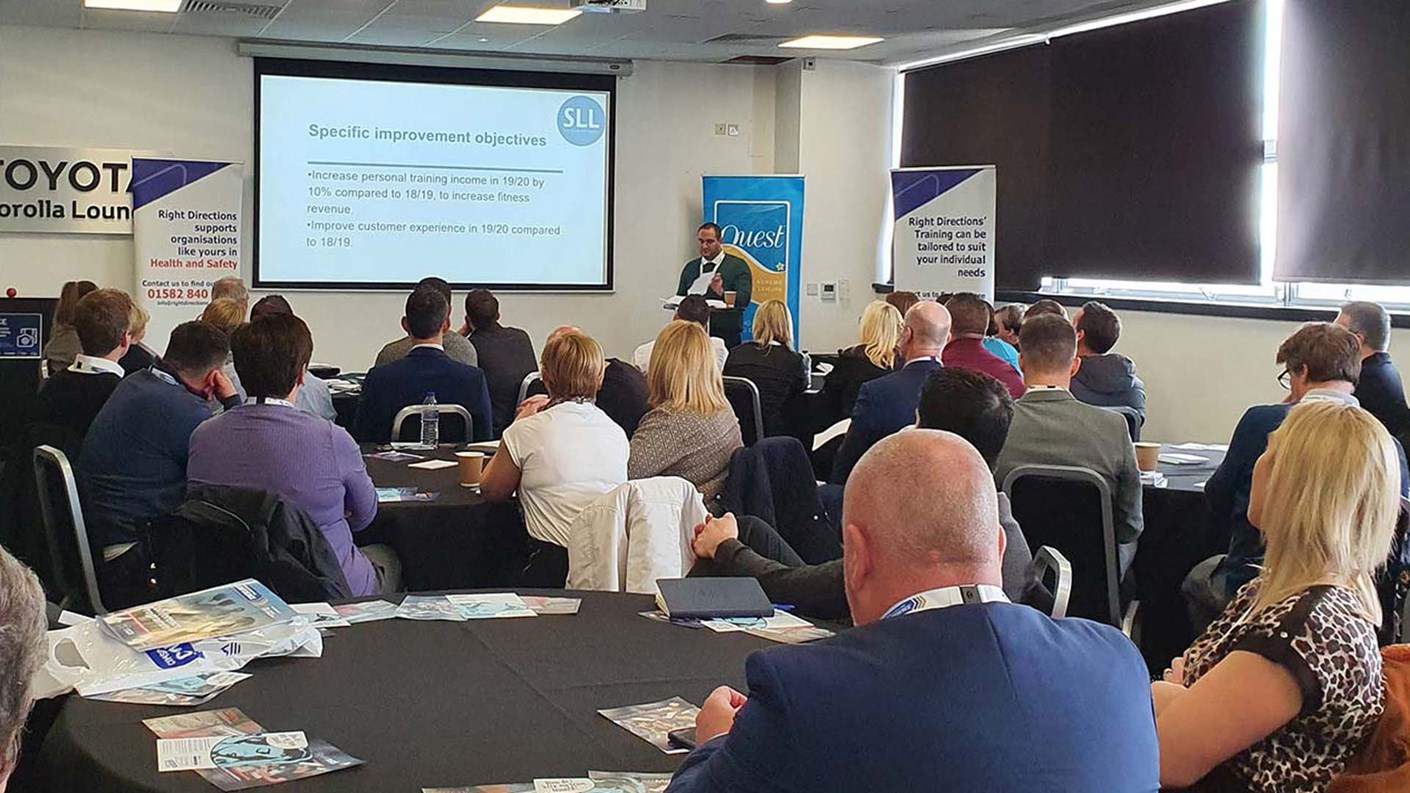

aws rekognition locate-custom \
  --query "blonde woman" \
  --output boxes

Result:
[818,301,903,423]
[1154,400,1398,792]
[630,321,743,503]
[200,297,248,403]
[118,303,158,375]
[723,300,811,438]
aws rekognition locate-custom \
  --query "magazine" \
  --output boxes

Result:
[100,580,296,652]
[146,708,362,790]
[445,593,536,620]
[597,697,699,754]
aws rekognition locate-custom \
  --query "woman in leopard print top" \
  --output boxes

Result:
[1153,401,1398,792]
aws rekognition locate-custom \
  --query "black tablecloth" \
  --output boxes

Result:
[38,591,765,793]
[358,445,530,591]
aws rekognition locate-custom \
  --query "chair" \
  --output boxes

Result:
[1002,464,1129,629]
[723,376,765,447]
[517,371,548,405]
[1025,546,1073,619]
[1099,405,1143,443]
[31,445,107,615]
[1381,497,1410,644]
[391,403,473,444]
[566,477,707,593]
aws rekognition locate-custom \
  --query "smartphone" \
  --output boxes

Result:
[667,727,698,751]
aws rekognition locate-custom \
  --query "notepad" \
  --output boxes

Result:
[408,459,457,470]
[655,578,773,620]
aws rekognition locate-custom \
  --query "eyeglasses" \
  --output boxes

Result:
[1277,369,1291,390]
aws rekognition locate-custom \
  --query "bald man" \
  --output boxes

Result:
[829,300,952,483]
[540,325,647,438]
[666,431,1160,793]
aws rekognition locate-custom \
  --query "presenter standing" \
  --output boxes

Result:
[676,223,751,349]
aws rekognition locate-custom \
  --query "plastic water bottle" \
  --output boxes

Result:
[420,392,439,448]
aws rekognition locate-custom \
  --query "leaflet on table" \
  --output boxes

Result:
[744,625,835,644]
[396,593,538,621]
[99,580,296,651]
[291,603,351,629]
[408,459,458,470]
[147,708,363,790]
[332,599,399,624]
[87,671,252,706]
[699,609,813,633]
[598,697,699,754]
[425,775,668,793]
[366,450,424,463]
[520,596,581,615]
[1168,442,1230,452]
[377,487,441,503]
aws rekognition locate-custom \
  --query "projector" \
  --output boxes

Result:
[571,0,647,12]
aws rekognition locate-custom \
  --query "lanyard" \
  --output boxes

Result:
[882,585,1009,620]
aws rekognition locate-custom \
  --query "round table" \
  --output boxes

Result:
[39,591,762,792]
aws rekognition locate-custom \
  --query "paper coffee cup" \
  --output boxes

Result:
[724,291,737,308]
[1134,442,1161,473]
[455,451,486,487]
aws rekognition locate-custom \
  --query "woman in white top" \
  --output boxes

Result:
[481,330,629,547]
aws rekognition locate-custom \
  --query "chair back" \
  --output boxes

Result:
[1024,546,1073,619]
[517,372,547,405]
[1382,497,1410,644]
[1328,645,1410,792]
[723,376,765,446]
[1002,464,1120,626]
[1099,405,1143,442]
[391,403,474,443]
[566,477,707,594]
[31,445,106,615]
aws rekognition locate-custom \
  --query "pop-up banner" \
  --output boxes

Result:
[891,166,996,301]
[131,158,244,345]
[702,175,805,345]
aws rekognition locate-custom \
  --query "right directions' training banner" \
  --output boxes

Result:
[891,166,996,300]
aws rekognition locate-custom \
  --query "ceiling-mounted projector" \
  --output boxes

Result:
[570,0,647,12]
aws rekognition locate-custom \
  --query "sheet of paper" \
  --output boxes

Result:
[395,595,465,622]
[535,781,595,793]
[408,459,458,470]
[291,603,351,629]
[521,596,581,616]
[366,450,424,463]
[1158,453,1210,465]
[597,697,699,754]
[813,419,850,451]
[463,441,501,454]
[446,593,537,620]
[701,609,814,633]
[744,625,836,644]
[332,600,398,624]
[158,736,225,771]
[145,708,263,739]
[588,771,672,793]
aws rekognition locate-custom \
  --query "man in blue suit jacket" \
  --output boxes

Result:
[830,300,950,484]
[354,286,492,443]
[668,431,1160,793]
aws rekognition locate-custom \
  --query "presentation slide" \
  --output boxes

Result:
[257,67,613,290]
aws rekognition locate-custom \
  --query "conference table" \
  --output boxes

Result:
[38,591,763,793]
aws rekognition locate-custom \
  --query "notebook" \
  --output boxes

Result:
[654,578,773,620]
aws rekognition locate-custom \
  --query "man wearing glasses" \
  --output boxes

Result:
[675,223,752,349]
[1183,322,1408,631]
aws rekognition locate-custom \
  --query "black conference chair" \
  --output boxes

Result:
[31,444,107,615]
[517,371,547,405]
[1100,405,1144,443]
[1003,464,1136,633]
[723,376,765,447]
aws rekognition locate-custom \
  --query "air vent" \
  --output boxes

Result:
[182,0,282,20]
[706,33,788,45]
[724,55,792,65]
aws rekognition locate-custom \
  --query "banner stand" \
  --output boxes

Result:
[891,166,996,301]
[702,175,805,346]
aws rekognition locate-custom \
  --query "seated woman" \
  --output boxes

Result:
[723,300,810,438]
[117,303,158,376]
[481,330,629,552]
[817,300,902,425]
[630,321,743,505]
[1154,399,1397,792]
[187,314,399,597]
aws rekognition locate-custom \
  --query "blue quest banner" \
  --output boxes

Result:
[702,175,805,344]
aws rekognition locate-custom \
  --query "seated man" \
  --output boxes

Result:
[80,321,240,609]
[1070,301,1146,420]
[994,314,1143,573]
[634,295,728,374]
[238,295,337,421]
[36,288,133,440]
[666,431,1160,793]
[210,275,250,317]
[374,277,478,368]
[1186,321,1410,627]
[0,546,46,793]
[551,325,649,439]
[1336,300,1410,440]
[355,286,492,443]
[941,293,1025,398]
[830,301,951,484]
[691,368,1035,620]
[463,289,538,437]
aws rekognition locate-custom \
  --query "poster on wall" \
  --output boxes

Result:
[701,175,805,345]
[132,158,244,345]
[891,166,996,301]
[0,146,143,234]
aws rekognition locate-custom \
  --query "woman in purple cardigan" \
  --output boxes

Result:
[187,313,400,596]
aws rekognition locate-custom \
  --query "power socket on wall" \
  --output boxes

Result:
[713,122,741,136]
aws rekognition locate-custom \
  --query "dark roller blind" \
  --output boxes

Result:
[1044,0,1264,285]
[901,45,1052,292]
[1275,0,1410,284]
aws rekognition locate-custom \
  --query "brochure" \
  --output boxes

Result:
[146,709,363,790]
[100,581,296,652]
[597,697,699,754]
[520,597,582,616]
[446,593,537,620]
[88,671,251,707]
[332,600,399,624]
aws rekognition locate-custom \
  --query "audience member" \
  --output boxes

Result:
[816,301,902,425]
[482,330,628,552]
[830,301,951,484]
[237,295,337,421]
[463,289,538,437]
[993,303,1024,348]
[666,431,1160,793]
[80,321,240,608]
[0,546,47,793]
[188,314,399,595]
[981,301,1022,374]
[117,303,157,376]
[1156,401,1396,792]
[994,314,1143,572]
[1024,299,1068,320]
[691,368,1035,619]
[884,290,919,317]
[43,279,97,374]
[355,286,492,443]
[630,321,743,504]
[374,277,479,368]
[635,295,727,374]
[1187,322,1407,626]
[548,325,649,438]
[723,300,810,438]
[1337,300,1410,440]
[35,288,132,439]
[210,276,250,317]
[200,297,245,336]
[1070,301,1147,419]
[941,293,1025,398]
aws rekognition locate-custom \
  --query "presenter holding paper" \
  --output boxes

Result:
[677,223,751,348]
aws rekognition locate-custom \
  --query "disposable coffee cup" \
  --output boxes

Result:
[1134,442,1161,473]
[455,451,486,488]
[724,291,737,308]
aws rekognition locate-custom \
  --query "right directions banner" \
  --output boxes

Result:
[891,166,996,300]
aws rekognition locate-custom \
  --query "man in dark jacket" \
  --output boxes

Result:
[1336,300,1410,440]
[1070,301,1146,421]
[464,289,538,438]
